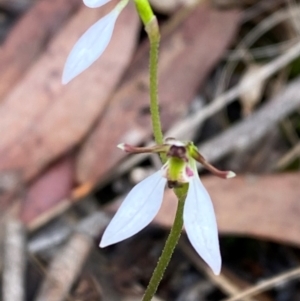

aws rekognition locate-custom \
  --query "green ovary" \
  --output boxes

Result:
[168,157,186,182]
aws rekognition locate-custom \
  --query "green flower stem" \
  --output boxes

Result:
[145,17,166,163]
[134,0,155,25]
[141,6,188,301]
[142,185,188,301]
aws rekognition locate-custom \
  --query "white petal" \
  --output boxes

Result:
[62,9,118,84]
[183,173,221,275]
[100,171,167,247]
[83,0,111,8]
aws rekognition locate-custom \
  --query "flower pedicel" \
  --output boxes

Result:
[100,138,235,275]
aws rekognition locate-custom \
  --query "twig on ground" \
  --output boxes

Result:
[171,38,300,140]
[2,216,26,301]
[33,210,110,301]
[0,0,32,12]
[34,232,92,301]
[274,141,300,170]
[198,76,300,163]
[280,118,299,146]
[27,200,72,232]
[29,211,110,254]
[225,38,300,60]
[216,5,300,99]
[287,0,300,36]
[242,0,285,24]
[221,266,300,301]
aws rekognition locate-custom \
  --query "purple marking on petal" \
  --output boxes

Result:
[186,166,194,177]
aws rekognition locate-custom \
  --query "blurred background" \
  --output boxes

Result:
[0,0,300,300]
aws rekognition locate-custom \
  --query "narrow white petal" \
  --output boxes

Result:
[100,171,167,247]
[62,9,118,84]
[184,173,221,275]
[83,0,111,8]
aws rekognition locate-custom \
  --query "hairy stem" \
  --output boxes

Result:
[145,18,166,162]
[142,186,187,301]
[143,12,189,301]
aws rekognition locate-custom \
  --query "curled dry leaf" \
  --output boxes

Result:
[239,64,266,117]
[0,2,139,185]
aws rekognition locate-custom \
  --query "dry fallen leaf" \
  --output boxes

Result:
[161,173,300,246]
[19,156,74,224]
[106,173,300,247]
[0,1,140,186]
[0,0,81,102]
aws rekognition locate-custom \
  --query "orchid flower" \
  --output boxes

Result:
[62,0,129,84]
[100,138,235,275]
